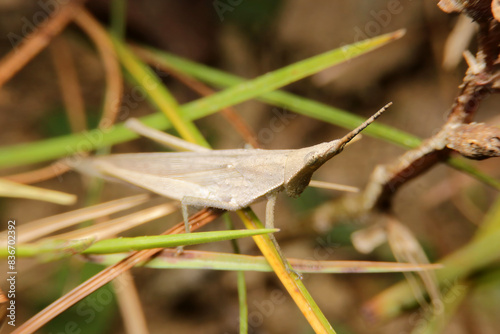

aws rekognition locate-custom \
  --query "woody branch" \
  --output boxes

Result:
[315,0,500,227]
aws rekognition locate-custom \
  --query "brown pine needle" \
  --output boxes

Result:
[45,202,177,242]
[0,0,84,89]
[74,9,123,129]
[4,161,72,184]
[12,208,223,334]
[50,36,87,133]
[2,194,150,244]
[0,287,8,324]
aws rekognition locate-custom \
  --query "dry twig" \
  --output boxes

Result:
[315,0,500,226]
[311,0,500,323]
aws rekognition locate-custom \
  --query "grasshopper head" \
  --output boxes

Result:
[283,103,390,198]
[283,141,342,197]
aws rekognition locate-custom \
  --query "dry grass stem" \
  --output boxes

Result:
[113,271,149,334]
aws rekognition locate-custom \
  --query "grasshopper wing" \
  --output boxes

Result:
[79,150,291,210]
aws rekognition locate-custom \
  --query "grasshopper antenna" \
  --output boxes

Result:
[338,102,392,148]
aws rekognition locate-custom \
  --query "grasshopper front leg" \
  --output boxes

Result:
[265,192,302,279]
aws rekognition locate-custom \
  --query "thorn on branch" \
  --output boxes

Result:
[447,123,500,159]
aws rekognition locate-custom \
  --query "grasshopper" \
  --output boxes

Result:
[75,103,391,234]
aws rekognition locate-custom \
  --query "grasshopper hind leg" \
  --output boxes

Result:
[176,203,197,255]
[176,197,241,253]
[175,203,190,255]
[180,196,242,233]
[181,203,191,233]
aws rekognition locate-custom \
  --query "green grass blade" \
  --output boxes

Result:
[0,31,401,168]
[236,270,248,334]
[411,282,469,334]
[0,121,143,168]
[84,229,277,254]
[175,30,404,119]
[447,157,500,190]
[2,229,278,258]
[136,38,418,149]
[110,0,126,40]
[223,215,248,334]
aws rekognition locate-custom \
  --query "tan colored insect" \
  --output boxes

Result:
[75,103,391,232]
